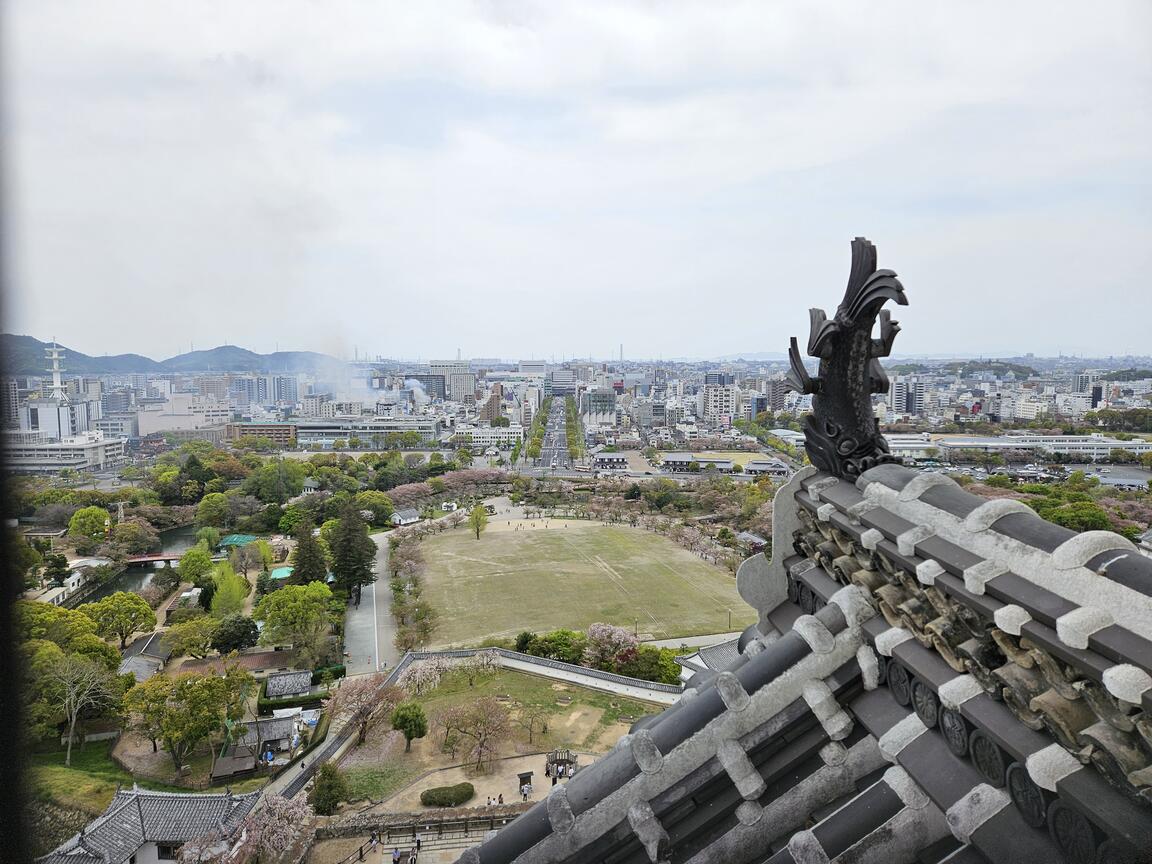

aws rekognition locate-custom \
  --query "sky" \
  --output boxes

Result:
[4,1,1151,363]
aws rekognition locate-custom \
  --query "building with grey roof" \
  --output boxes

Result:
[264,670,312,698]
[37,786,258,864]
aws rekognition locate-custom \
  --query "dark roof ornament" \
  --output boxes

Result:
[786,237,908,478]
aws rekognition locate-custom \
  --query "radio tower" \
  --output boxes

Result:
[46,341,69,403]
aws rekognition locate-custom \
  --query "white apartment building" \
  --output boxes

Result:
[3,429,127,473]
[455,423,525,450]
[700,384,741,427]
[136,393,231,436]
[889,377,927,416]
[299,394,331,417]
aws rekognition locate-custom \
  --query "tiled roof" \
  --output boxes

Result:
[265,670,312,697]
[39,787,259,864]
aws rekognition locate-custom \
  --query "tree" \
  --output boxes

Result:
[290,520,328,585]
[229,542,262,577]
[334,674,403,744]
[79,591,156,649]
[309,763,347,815]
[457,650,500,687]
[210,613,259,654]
[196,493,229,528]
[122,669,168,753]
[583,622,638,672]
[243,459,306,504]
[42,653,121,766]
[453,696,511,771]
[111,518,161,554]
[164,615,218,659]
[468,505,488,540]
[68,506,111,553]
[9,530,43,588]
[328,503,377,596]
[513,702,550,745]
[15,600,120,669]
[456,447,474,467]
[232,795,312,861]
[210,563,249,617]
[195,526,222,550]
[124,672,231,772]
[391,701,428,752]
[354,490,394,526]
[43,552,71,586]
[178,543,214,585]
[254,581,334,669]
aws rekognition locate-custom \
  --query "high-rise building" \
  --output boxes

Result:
[546,369,577,396]
[704,372,735,386]
[701,384,740,426]
[1074,373,1102,394]
[430,362,476,402]
[406,374,447,400]
[2,379,19,429]
[888,376,927,416]
[581,388,617,426]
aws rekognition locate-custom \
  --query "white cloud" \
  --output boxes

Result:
[4,0,1150,360]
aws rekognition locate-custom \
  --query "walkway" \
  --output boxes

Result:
[343,535,399,676]
[642,631,743,649]
[492,654,678,705]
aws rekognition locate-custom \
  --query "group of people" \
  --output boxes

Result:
[519,781,535,801]
[485,794,505,806]
[364,832,419,863]
[545,760,577,785]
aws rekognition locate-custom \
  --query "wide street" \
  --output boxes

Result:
[342,533,400,676]
[537,398,572,470]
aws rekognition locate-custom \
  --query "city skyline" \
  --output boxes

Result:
[6,2,1150,360]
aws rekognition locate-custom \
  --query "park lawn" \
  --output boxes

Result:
[344,764,420,801]
[29,741,265,815]
[29,742,181,814]
[421,524,756,646]
[418,669,661,753]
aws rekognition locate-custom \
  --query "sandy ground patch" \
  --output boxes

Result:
[365,751,597,814]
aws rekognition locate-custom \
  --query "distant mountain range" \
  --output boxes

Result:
[1,334,344,376]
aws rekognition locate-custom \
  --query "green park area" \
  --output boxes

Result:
[420,523,756,646]
[339,666,661,803]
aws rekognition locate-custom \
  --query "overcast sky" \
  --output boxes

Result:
[4,1,1150,363]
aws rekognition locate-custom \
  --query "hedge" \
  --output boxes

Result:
[420,782,475,808]
[257,679,324,715]
[311,664,347,685]
[298,708,333,759]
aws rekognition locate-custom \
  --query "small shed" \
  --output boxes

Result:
[735,531,769,553]
[391,508,421,526]
[265,670,312,699]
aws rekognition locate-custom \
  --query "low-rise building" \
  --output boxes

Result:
[227,421,297,446]
[36,787,260,864]
[391,508,422,526]
[3,429,127,474]
[592,452,629,471]
[744,457,792,479]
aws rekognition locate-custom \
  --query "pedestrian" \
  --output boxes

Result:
[498,794,503,805]
[521,783,528,802]
[370,833,379,857]
[415,835,422,853]
[392,849,401,864]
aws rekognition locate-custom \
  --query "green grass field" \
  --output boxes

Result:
[421,524,755,645]
[29,741,266,816]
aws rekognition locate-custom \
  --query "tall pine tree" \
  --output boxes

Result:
[329,502,377,598]
[291,519,329,585]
